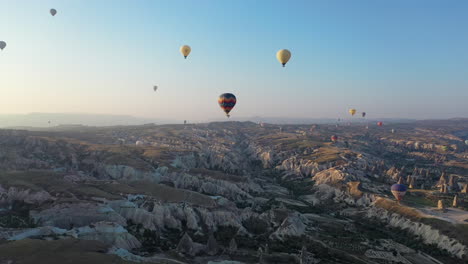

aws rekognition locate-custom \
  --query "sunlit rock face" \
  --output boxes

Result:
[365,207,467,259]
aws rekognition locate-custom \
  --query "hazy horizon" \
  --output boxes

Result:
[1,0,468,120]
[1,112,464,128]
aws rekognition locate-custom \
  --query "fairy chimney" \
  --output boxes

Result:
[448,175,459,192]
[461,184,468,194]
[453,195,458,207]
[300,245,309,264]
[228,238,237,253]
[437,173,447,187]
[177,233,194,256]
[258,247,264,263]
[437,200,446,211]
[409,176,415,189]
[440,184,448,194]
[264,243,269,255]
[397,177,404,185]
[206,232,219,256]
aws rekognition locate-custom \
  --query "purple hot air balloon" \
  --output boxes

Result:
[391,184,407,202]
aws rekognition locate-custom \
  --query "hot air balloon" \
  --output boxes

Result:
[391,184,407,202]
[50,9,57,16]
[377,121,383,127]
[0,41,6,51]
[391,129,395,134]
[276,49,291,67]
[361,112,366,118]
[180,45,191,59]
[349,109,357,116]
[153,86,158,92]
[465,140,468,145]
[218,93,236,117]
[331,135,338,142]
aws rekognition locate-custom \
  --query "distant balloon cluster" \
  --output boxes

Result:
[346,108,385,129]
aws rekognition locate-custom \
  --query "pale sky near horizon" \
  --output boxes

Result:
[1,0,467,121]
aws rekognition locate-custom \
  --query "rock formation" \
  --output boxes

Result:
[462,184,468,194]
[227,238,237,254]
[437,200,446,212]
[206,231,219,256]
[448,175,459,192]
[176,233,194,256]
[436,173,447,187]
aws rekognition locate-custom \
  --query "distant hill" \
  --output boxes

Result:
[210,116,417,125]
[0,113,179,128]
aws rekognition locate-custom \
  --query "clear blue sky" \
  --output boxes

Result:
[1,0,467,121]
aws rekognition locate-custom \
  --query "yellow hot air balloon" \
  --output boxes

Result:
[276,49,291,67]
[180,45,191,59]
[349,109,357,116]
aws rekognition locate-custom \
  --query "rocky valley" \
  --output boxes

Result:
[0,120,467,264]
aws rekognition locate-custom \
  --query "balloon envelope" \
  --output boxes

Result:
[465,140,468,145]
[180,45,191,59]
[218,93,237,117]
[361,112,366,118]
[391,184,407,201]
[331,135,338,142]
[276,49,291,67]
[0,41,6,50]
[153,86,158,92]
[349,109,357,116]
[50,9,57,16]
[377,121,383,127]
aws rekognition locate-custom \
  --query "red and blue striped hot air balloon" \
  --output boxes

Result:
[218,93,236,117]
[391,184,407,202]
